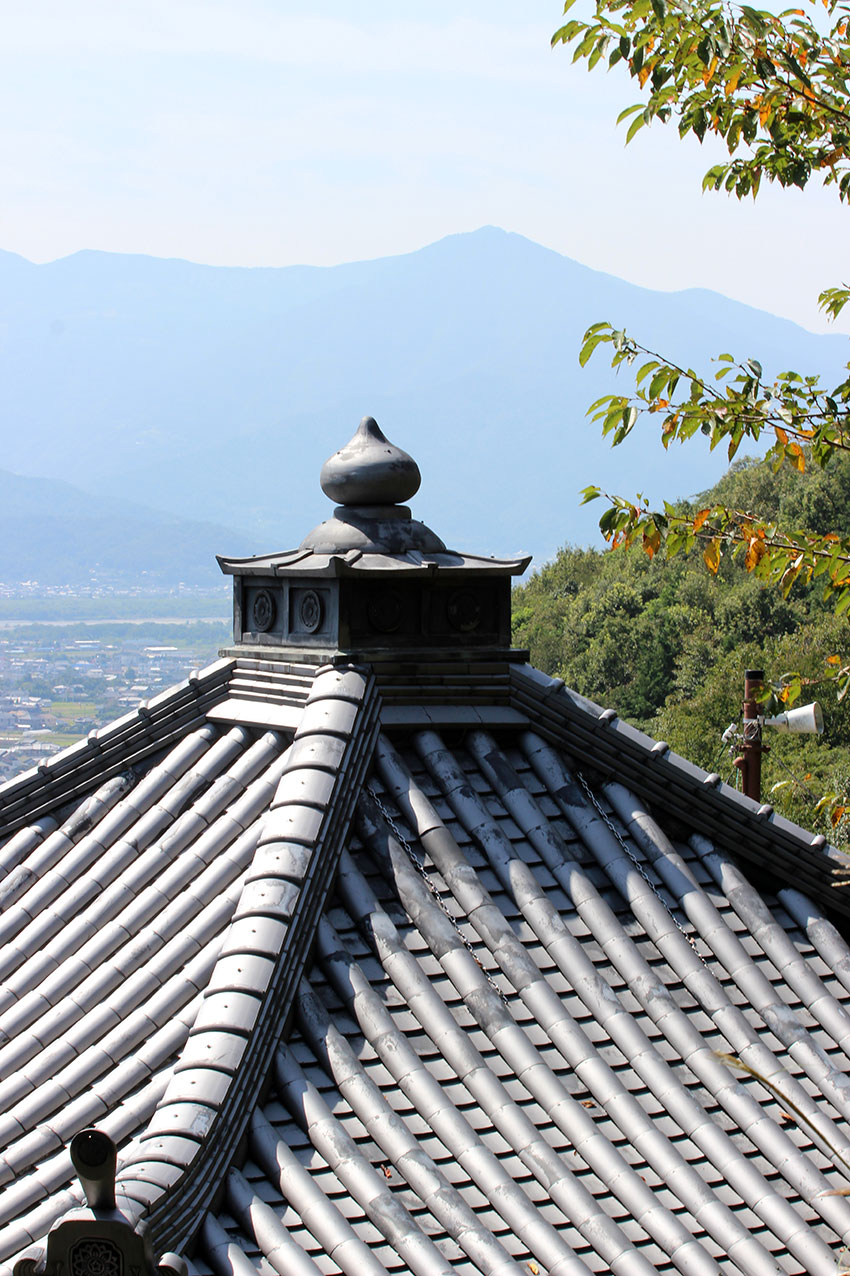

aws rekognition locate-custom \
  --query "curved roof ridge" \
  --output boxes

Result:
[113,663,382,1254]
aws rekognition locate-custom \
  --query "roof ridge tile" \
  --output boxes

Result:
[110,664,382,1253]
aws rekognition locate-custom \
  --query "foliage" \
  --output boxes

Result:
[552,0,850,599]
[553,0,850,201]
[512,455,850,843]
[578,331,850,625]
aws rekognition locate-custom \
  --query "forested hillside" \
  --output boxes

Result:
[512,456,850,844]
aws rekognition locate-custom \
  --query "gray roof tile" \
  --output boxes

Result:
[5,650,850,1276]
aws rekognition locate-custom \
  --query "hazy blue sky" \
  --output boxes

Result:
[2,0,846,331]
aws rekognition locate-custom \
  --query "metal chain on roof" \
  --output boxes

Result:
[366,784,512,1008]
[575,771,709,967]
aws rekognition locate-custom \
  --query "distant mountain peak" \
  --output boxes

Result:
[1,229,847,578]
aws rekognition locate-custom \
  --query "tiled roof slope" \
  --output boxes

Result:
[0,662,378,1271]
[194,728,850,1276]
[3,658,850,1275]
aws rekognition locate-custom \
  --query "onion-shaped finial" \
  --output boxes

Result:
[320,417,421,507]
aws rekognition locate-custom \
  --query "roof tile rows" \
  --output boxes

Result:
[2,658,850,1275]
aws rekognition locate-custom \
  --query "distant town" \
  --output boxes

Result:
[0,587,230,784]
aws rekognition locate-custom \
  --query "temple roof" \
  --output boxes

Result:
[215,546,530,580]
[2,421,850,1276]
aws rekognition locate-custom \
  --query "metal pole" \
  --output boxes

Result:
[738,668,764,803]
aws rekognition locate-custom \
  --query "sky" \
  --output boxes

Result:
[2,0,847,334]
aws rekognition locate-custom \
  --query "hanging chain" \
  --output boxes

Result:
[575,772,708,967]
[367,785,511,1008]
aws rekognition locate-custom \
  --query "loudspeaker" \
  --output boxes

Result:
[764,701,824,735]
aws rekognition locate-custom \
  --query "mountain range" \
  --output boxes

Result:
[0,468,246,588]
[2,226,848,584]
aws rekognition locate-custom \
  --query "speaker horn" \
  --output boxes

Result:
[763,701,824,735]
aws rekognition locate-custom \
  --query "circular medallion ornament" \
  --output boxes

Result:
[447,588,482,633]
[299,589,323,633]
[251,588,276,633]
[70,1238,122,1276]
[367,590,403,633]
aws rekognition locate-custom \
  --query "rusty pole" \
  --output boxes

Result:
[736,668,765,803]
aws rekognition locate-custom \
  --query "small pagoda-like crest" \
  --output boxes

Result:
[217,416,530,656]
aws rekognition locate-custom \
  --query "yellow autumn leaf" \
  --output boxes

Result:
[703,538,721,574]
[827,654,841,665]
[745,537,767,571]
[774,425,789,446]
[693,507,711,532]
[787,441,805,472]
[643,524,661,558]
[831,804,847,829]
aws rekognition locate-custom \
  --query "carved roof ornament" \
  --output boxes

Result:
[218,412,530,576]
[215,414,531,654]
[13,1130,186,1276]
[320,415,421,507]
[302,416,442,556]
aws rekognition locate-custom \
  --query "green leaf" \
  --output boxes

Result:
[579,333,610,367]
[739,6,767,37]
[599,507,620,535]
[649,368,672,400]
[626,112,648,143]
[636,359,661,386]
[582,320,613,339]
